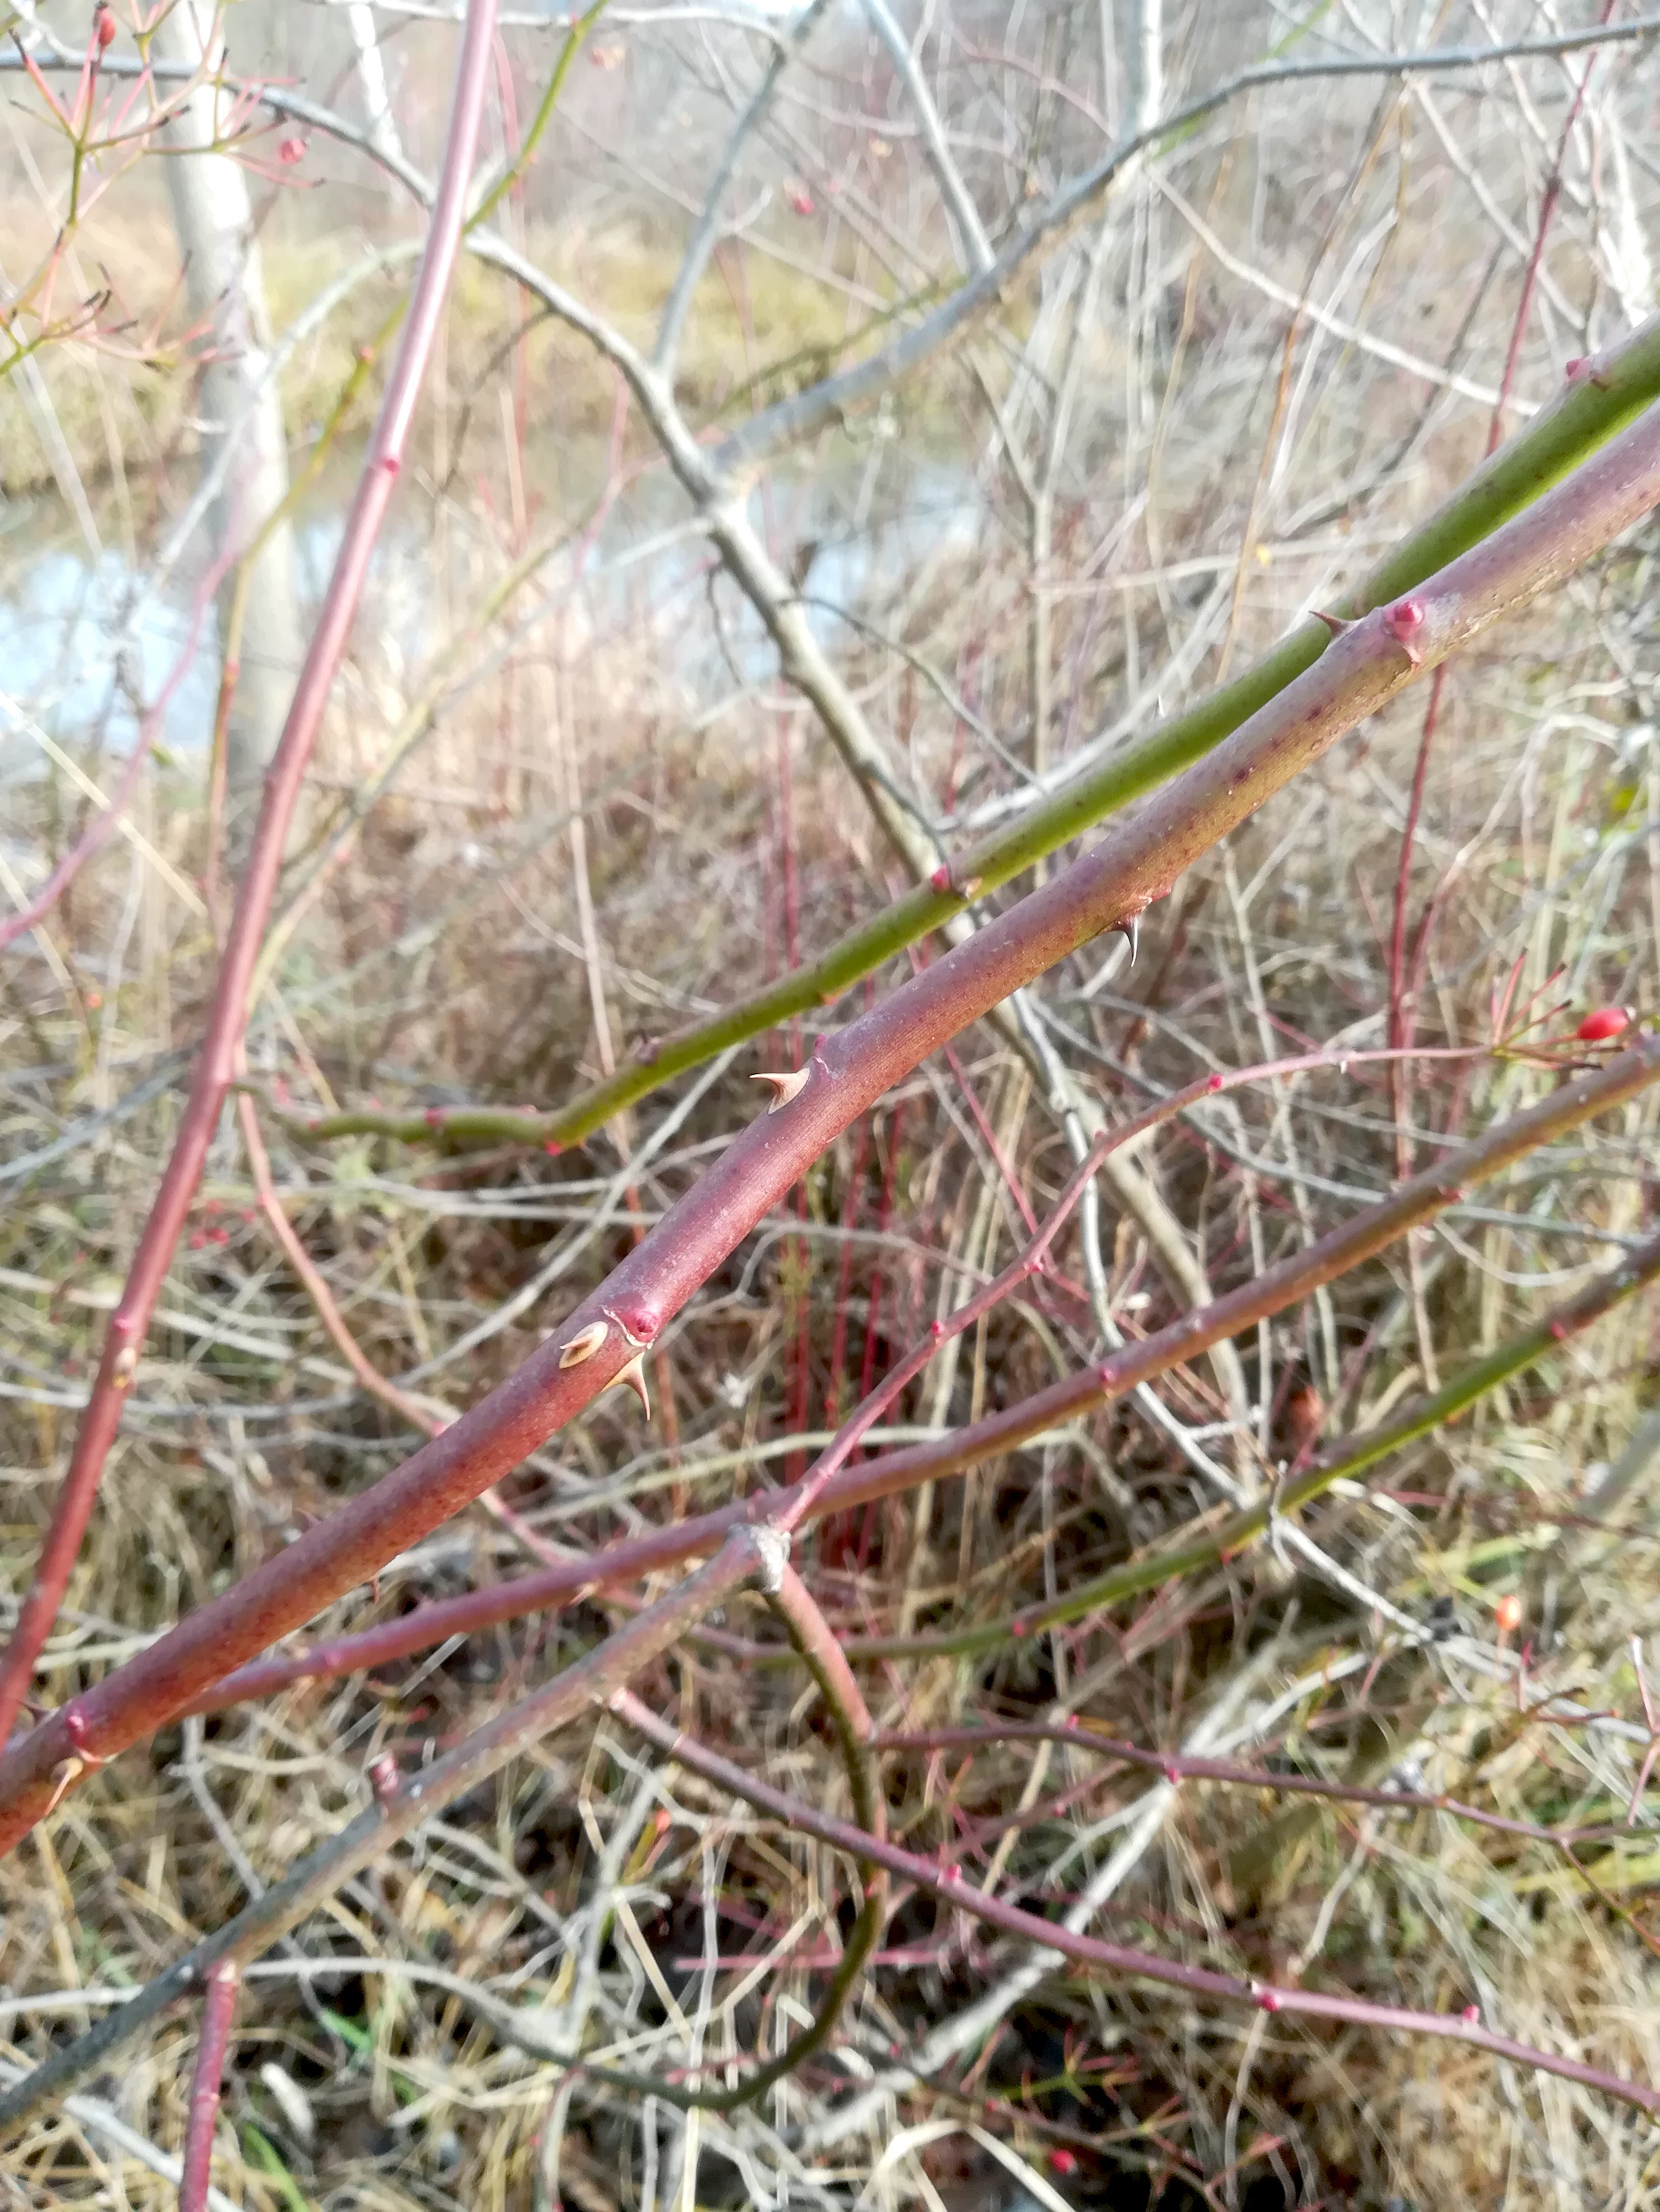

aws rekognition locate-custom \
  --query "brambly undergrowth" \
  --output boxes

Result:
[3,5,1660,2208]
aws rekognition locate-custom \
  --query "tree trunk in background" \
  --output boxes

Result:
[158,0,303,829]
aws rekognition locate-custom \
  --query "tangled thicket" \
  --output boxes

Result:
[3,4,1660,2208]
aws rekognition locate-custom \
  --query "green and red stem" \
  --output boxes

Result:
[3,402,1658,1848]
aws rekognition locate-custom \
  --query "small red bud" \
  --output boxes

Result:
[1565,356,1589,380]
[543,1139,563,1155]
[425,1107,444,1128]
[1461,2002,1481,2024]
[1049,2149,1079,2176]
[1010,1618,1028,1638]
[1576,1006,1632,1043]
[278,136,305,164]
[1495,1594,1523,1635]
[1256,1986,1282,2012]
[788,188,815,216]
[189,1231,208,1250]
[929,864,951,894]
[94,5,115,49]
[609,1299,663,1344]
[1206,1072,1224,1092]
[1384,596,1426,663]
[1547,1319,1566,1341]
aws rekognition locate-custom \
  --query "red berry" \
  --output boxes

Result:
[1576,1006,1632,1043]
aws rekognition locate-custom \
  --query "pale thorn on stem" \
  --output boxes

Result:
[608,1351,650,1417]
[559,1320,609,1369]
[1309,608,1349,636]
[1113,915,1140,965]
[751,1068,811,1113]
[43,1757,85,1819]
[111,1343,139,1389]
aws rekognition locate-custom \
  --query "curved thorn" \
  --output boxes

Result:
[751,1069,811,1113]
[608,1351,651,1417]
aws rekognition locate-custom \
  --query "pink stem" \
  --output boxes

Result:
[868,1724,1622,1848]
[159,1070,1660,1718]
[178,1961,240,2212]
[0,0,501,1748]
[1487,4,1611,456]
[614,1692,1660,2120]
[4,406,1659,1841]
[941,1035,1038,1233]
[1389,11,1606,1158]
[778,1119,1119,1535]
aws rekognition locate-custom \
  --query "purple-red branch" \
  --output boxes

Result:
[0,0,502,1748]
[178,1961,239,2212]
[3,393,1659,1848]
[869,1725,1623,1848]
[613,1693,1660,2120]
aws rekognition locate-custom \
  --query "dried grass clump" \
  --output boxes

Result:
[5,4,1660,2207]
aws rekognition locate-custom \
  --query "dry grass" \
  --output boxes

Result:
[4,4,1660,2208]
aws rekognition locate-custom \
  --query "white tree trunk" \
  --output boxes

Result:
[158,0,303,819]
